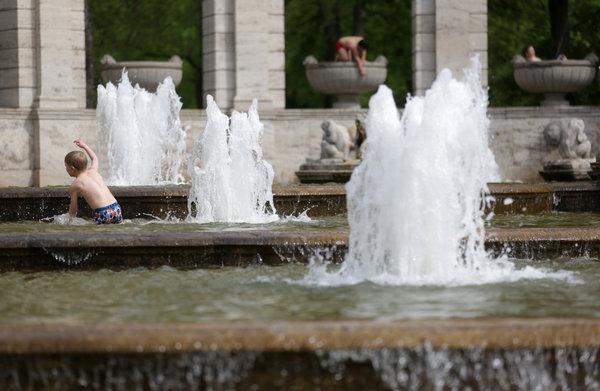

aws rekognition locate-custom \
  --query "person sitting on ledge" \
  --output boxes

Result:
[64,138,123,224]
[523,45,542,62]
[335,36,369,76]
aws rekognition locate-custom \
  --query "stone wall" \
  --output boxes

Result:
[1,106,599,187]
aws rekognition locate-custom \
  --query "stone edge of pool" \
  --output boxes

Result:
[3,182,595,221]
[0,318,599,353]
[0,227,598,270]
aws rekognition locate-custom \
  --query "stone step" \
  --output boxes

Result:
[0,183,557,222]
[1,227,598,270]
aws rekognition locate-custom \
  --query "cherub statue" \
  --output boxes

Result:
[543,118,592,160]
[320,120,351,160]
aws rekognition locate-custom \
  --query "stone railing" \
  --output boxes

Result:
[100,55,183,92]
[512,55,598,106]
[303,55,388,109]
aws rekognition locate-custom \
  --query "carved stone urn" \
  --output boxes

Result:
[100,55,183,92]
[303,55,388,109]
[512,54,598,106]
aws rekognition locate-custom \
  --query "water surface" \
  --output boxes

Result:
[0,260,597,323]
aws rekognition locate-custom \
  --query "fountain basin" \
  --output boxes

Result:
[1,227,599,270]
[303,55,388,109]
[0,183,563,222]
[512,56,597,106]
[100,54,183,92]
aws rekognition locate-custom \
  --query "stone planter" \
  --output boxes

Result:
[100,55,183,92]
[303,55,388,109]
[512,55,598,106]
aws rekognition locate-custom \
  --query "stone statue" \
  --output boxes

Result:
[543,118,591,160]
[296,119,364,183]
[320,120,351,160]
[539,118,595,181]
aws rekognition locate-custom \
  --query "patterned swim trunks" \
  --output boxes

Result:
[93,202,123,224]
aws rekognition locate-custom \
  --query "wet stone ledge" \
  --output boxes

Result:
[0,184,347,221]
[552,181,600,212]
[0,227,598,271]
[0,183,556,222]
[0,319,599,390]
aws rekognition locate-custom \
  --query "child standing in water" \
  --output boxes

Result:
[64,139,123,224]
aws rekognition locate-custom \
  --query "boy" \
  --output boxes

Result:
[64,138,123,224]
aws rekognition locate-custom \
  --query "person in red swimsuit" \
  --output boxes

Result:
[335,36,369,76]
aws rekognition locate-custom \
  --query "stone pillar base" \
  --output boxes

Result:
[542,93,570,107]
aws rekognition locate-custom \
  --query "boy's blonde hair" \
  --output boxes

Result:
[64,151,88,171]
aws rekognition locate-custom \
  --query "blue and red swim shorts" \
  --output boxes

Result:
[93,202,123,224]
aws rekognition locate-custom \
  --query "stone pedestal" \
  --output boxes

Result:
[296,158,360,183]
[539,159,595,182]
[589,162,600,181]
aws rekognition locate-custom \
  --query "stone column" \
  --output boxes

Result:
[202,0,235,109]
[202,0,285,111]
[268,0,285,109]
[33,0,86,185]
[411,0,487,95]
[232,0,272,110]
[0,0,37,107]
[34,0,86,109]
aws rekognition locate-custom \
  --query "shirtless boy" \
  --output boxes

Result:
[64,139,123,224]
[335,36,369,76]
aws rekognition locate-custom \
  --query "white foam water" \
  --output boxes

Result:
[187,96,277,223]
[303,58,577,286]
[96,71,186,185]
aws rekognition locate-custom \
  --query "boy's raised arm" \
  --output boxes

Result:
[74,138,98,170]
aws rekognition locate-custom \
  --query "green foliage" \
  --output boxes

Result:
[285,0,411,108]
[489,0,600,106]
[88,0,201,108]
[88,0,599,109]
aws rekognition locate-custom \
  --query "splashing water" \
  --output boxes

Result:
[96,72,186,185]
[187,96,277,223]
[304,58,576,286]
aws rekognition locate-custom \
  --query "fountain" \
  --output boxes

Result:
[305,58,565,286]
[1,56,600,391]
[187,96,277,223]
[96,72,187,185]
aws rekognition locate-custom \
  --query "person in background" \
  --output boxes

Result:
[523,45,542,62]
[336,36,369,76]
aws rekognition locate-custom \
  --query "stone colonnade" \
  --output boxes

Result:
[0,0,488,186]
[0,0,488,110]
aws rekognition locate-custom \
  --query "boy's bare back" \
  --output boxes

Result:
[65,139,122,224]
[71,168,116,210]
